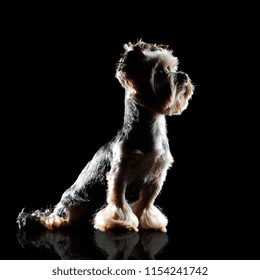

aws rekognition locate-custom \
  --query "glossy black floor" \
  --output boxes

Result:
[2,3,259,260]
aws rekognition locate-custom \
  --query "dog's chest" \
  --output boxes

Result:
[113,115,173,180]
[118,144,172,182]
[133,149,165,171]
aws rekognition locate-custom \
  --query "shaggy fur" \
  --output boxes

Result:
[17,40,194,232]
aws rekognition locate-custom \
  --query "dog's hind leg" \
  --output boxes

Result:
[17,144,111,230]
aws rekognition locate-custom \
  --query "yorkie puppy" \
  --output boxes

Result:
[17,40,194,232]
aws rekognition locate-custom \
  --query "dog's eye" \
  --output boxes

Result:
[155,67,167,81]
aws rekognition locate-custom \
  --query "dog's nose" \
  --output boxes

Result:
[176,72,188,83]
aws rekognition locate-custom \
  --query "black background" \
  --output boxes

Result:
[2,3,259,260]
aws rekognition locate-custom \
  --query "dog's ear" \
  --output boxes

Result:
[133,39,147,51]
[122,47,146,86]
[121,40,146,71]
[124,40,169,52]
[123,39,145,52]
[116,42,146,90]
[123,42,133,52]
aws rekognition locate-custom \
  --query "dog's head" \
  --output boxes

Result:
[116,40,194,115]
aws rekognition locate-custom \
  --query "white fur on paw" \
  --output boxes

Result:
[132,204,168,232]
[40,214,68,230]
[93,204,139,232]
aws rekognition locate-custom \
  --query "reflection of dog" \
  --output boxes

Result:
[95,230,169,260]
[17,40,194,232]
[17,229,169,260]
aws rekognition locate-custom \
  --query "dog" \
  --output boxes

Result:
[17,39,194,233]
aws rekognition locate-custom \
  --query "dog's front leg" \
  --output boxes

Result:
[93,169,139,232]
[131,157,171,232]
[131,182,168,232]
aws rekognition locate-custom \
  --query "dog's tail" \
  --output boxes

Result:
[17,207,53,231]
[16,202,90,231]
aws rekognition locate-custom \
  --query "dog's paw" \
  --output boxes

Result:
[93,204,139,232]
[131,203,168,232]
[40,214,69,230]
